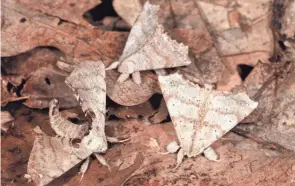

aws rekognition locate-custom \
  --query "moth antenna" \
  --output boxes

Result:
[79,157,90,182]
[175,148,184,169]
[94,153,111,172]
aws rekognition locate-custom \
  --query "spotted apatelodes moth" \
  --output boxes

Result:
[158,73,258,167]
[27,61,127,186]
[106,1,191,84]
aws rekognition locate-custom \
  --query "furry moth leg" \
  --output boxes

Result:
[79,157,90,182]
[117,73,130,83]
[203,146,219,161]
[107,136,130,143]
[132,71,142,84]
[94,153,111,171]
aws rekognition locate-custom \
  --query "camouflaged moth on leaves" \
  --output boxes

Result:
[28,61,127,186]
[158,73,258,167]
[106,1,191,84]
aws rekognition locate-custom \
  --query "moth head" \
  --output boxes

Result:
[81,127,108,152]
[118,60,136,74]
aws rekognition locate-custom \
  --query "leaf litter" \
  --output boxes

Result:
[1,0,295,186]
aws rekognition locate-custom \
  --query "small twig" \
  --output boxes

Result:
[232,128,291,153]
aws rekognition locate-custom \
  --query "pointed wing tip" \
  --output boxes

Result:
[144,1,160,10]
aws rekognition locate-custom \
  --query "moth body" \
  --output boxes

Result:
[159,73,258,166]
[107,2,191,84]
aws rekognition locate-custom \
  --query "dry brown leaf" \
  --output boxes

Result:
[244,64,295,152]
[156,0,226,86]
[113,0,143,26]
[1,0,126,61]
[106,70,159,106]
[21,66,78,109]
[1,106,55,186]
[1,78,20,106]
[149,98,169,124]
[2,48,61,85]
[1,47,79,108]
[1,111,15,132]
[196,0,274,90]
[18,0,101,27]
[274,0,295,38]
[108,101,155,120]
[233,62,277,124]
[232,0,295,151]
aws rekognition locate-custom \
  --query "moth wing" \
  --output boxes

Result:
[158,74,203,155]
[191,88,258,156]
[159,73,258,157]
[118,2,191,73]
[66,61,106,128]
[27,135,91,186]
[119,2,159,61]
[65,61,107,152]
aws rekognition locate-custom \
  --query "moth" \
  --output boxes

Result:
[106,2,191,84]
[28,61,127,186]
[158,73,258,167]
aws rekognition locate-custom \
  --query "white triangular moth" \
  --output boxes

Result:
[107,2,191,84]
[158,73,258,166]
[28,61,127,185]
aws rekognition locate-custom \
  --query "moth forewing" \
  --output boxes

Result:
[159,73,258,162]
[118,26,191,73]
[65,60,108,153]
[27,135,92,186]
[107,2,191,83]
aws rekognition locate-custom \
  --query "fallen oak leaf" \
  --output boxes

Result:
[154,0,227,87]
[196,0,274,90]
[18,0,101,28]
[113,0,143,26]
[1,0,126,63]
[108,100,156,121]
[1,78,23,107]
[106,70,159,106]
[1,111,15,132]
[1,47,79,109]
[21,65,79,109]
[149,98,169,124]
[96,152,145,186]
[106,2,191,84]
[1,47,61,86]
[158,73,258,166]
